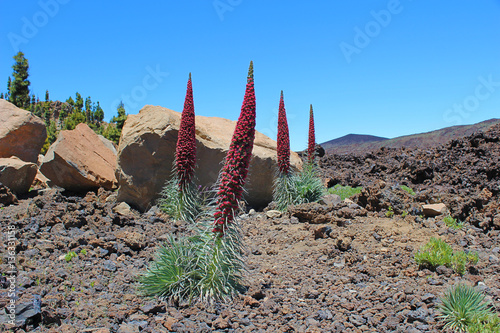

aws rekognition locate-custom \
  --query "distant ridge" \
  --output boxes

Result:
[321,134,388,150]
[322,118,500,154]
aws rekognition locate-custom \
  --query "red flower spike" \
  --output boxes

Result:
[175,73,196,188]
[277,90,290,175]
[213,61,256,235]
[307,104,316,163]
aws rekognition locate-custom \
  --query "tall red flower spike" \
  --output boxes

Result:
[307,104,316,162]
[213,61,256,235]
[277,90,290,175]
[175,73,196,187]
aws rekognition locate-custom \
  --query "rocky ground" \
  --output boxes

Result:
[0,187,499,333]
[0,125,499,332]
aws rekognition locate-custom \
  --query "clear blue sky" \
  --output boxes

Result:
[1,1,499,151]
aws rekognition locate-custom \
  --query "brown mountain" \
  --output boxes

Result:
[322,118,500,154]
[321,134,388,150]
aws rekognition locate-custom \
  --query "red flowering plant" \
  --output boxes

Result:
[277,90,290,175]
[308,104,316,163]
[213,61,256,235]
[140,63,256,304]
[272,91,295,211]
[282,103,325,207]
[158,73,201,223]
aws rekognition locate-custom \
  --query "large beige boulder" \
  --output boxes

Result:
[0,99,47,163]
[40,123,117,191]
[116,105,302,211]
[0,156,37,194]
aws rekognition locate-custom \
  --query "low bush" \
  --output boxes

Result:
[327,184,362,201]
[400,185,416,196]
[414,237,478,275]
[444,215,464,230]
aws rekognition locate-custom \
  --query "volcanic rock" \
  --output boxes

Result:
[422,203,447,217]
[0,156,37,194]
[115,105,302,211]
[0,99,46,163]
[40,123,117,191]
[0,182,18,205]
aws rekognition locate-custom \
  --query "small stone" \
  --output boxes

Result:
[248,209,256,215]
[163,317,177,331]
[103,260,117,272]
[318,194,341,206]
[251,247,261,255]
[477,282,489,293]
[290,216,299,224]
[422,203,447,217]
[350,314,366,326]
[314,226,332,239]
[316,309,333,320]
[212,316,231,329]
[407,307,428,323]
[372,232,381,241]
[140,302,165,314]
[113,202,133,216]
[421,293,436,303]
[243,295,260,308]
[436,265,453,277]
[489,255,499,263]
[266,210,282,219]
[336,236,352,251]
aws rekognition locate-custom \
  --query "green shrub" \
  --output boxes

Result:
[65,251,77,262]
[439,283,500,332]
[327,184,362,201]
[400,185,416,196]
[414,237,478,275]
[385,206,394,218]
[273,173,295,211]
[289,163,325,205]
[444,215,465,230]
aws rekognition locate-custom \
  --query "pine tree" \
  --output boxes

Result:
[112,101,127,129]
[6,77,11,100]
[0,93,4,99]
[9,52,31,109]
[45,90,49,102]
[85,96,92,123]
[94,102,104,123]
[75,92,83,111]
[103,101,127,145]
[29,94,36,112]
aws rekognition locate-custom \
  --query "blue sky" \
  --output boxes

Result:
[1,1,500,151]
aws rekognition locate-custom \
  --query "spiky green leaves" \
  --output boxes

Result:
[138,221,244,304]
[438,283,500,332]
[277,90,290,175]
[176,73,196,188]
[214,61,256,235]
[308,104,316,163]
